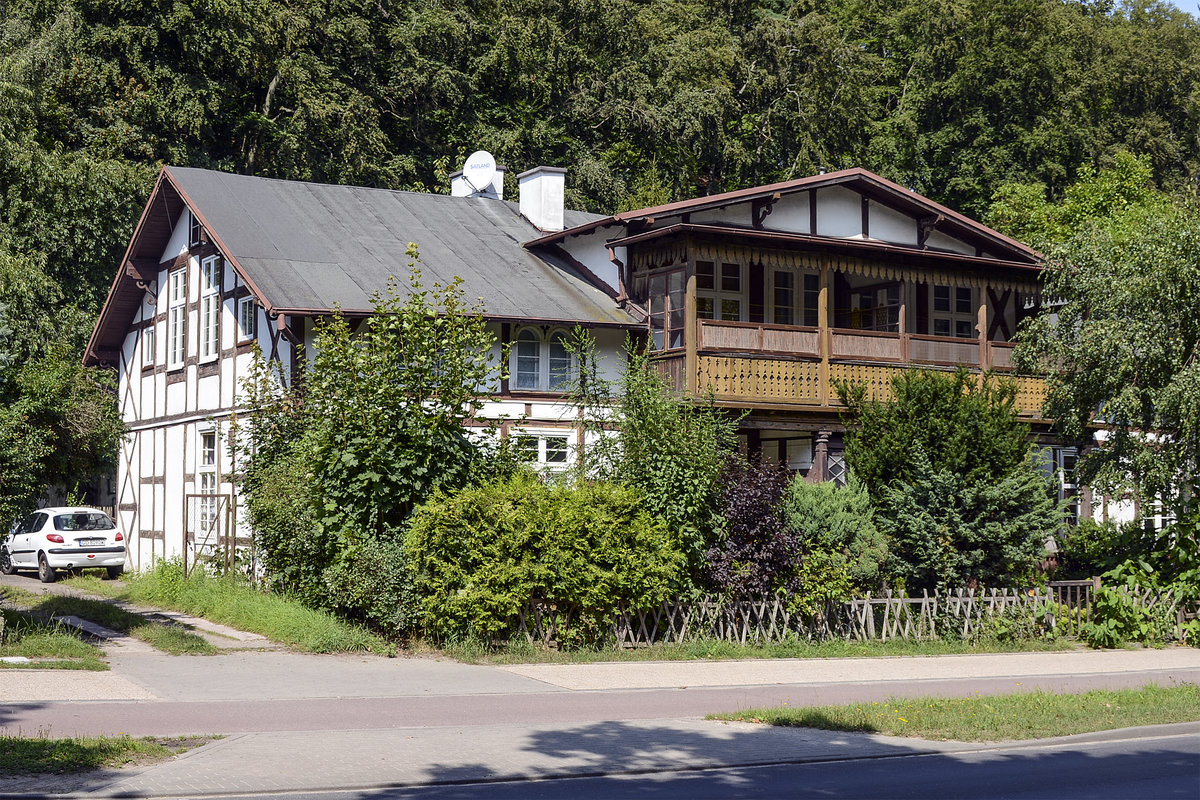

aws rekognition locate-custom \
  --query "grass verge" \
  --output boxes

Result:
[67,564,389,654]
[0,608,108,670]
[709,684,1200,741]
[30,596,218,656]
[434,634,1077,665]
[0,734,215,775]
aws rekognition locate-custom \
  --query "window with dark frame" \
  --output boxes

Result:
[188,211,205,248]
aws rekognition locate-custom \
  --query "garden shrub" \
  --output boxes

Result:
[703,460,798,598]
[243,436,336,608]
[782,475,886,603]
[876,449,1059,591]
[406,473,687,643]
[322,533,419,636]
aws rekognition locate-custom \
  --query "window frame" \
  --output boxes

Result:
[237,296,256,342]
[513,429,573,471]
[142,322,156,368]
[167,267,187,370]
[695,260,745,322]
[509,326,577,392]
[198,255,221,361]
[197,429,219,533]
[931,284,976,339]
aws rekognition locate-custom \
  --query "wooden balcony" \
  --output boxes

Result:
[657,319,1049,418]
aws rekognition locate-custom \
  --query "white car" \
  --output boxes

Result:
[0,507,127,583]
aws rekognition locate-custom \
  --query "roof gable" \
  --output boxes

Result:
[531,167,1041,266]
[85,167,635,365]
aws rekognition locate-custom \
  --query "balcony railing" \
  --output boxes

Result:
[669,320,1047,417]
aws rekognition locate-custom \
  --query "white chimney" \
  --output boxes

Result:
[518,166,566,231]
[450,166,505,199]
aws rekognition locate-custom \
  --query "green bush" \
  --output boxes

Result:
[1053,519,1132,579]
[243,436,335,608]
[322,534,419,636]
[406,474,688,643]
[876,448,1059,591]
[782,476,886,602]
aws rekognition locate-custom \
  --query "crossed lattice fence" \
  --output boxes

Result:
[516,582,1188,649]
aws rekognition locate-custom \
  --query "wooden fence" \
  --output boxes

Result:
[516,579,1187,649]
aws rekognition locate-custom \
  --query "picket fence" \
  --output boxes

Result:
[515,579,1186,649]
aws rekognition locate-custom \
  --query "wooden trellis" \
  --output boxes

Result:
[515,582,1186,649]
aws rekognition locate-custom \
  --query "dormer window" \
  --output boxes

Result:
[188,211,205,248]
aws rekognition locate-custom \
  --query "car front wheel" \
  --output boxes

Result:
[37,553,57,584]
[0,548,15,575]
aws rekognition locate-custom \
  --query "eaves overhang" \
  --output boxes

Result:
[604,223,1044,275]
[526,167,1043,265]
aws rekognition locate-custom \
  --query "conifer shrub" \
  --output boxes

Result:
[782,476,886,603]
[405,474,688,644]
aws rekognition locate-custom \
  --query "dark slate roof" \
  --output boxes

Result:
[167,167,630,324]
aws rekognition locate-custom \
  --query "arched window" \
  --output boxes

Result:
[515,329,541,389]
[511,328,576,391]
[548,331,573,390]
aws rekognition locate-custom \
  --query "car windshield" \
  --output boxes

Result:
[53,513,116,532]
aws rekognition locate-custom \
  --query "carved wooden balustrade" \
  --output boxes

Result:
[654,319,1050,418]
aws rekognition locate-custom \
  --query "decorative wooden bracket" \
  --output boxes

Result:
[752,192,781,229]
[125,259,159,305]
[917,215,943,248]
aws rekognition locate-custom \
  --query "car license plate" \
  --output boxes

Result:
[79,538,105,547]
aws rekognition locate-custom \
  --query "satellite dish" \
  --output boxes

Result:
[462,151,497,193]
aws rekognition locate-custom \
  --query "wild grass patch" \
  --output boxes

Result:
[30,596,217,656]
[68,562,388,654]
[710,684,1200,741]
[435,634,1076,665]
[0,608,107,669]
[0,734,215,775]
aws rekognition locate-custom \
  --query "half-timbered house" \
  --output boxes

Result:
[87,164,1093,571]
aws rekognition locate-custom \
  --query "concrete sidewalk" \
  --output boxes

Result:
[3,717,1196,799]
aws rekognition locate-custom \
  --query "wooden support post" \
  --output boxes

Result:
[977,294,989,377]
[685,272,698,397]
[898,279,909,363]
[819,264,831,406]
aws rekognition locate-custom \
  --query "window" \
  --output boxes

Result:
[237,296,256,342]
[188,211,205,247]
[696,260,743,321]
[515,431,572,471]
[198,430,218,533]
[1038,447,1080,525]
[647,268,686,350]
[771,271,820,327]
[932,284,975,338]
[851,284,900,332]
[511,328,576,390]
[199,256,221,360]
[772,271,794,326]
[143,324,156,367]
[167,267,187,369]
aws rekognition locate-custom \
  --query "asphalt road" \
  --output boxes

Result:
[184,731,1200,799]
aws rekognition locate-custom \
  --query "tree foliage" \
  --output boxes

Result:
[1007,163,1200,524]
[238,246,502,605]
[838,367,1032,503]
[840,368,1061,590]
[569,332,739,571]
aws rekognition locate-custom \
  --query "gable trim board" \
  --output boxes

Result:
[525,167,1042,266]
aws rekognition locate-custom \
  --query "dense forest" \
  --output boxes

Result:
[0,0,1198,511]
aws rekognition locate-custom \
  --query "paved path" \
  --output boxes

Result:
[2,574,1199,797]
